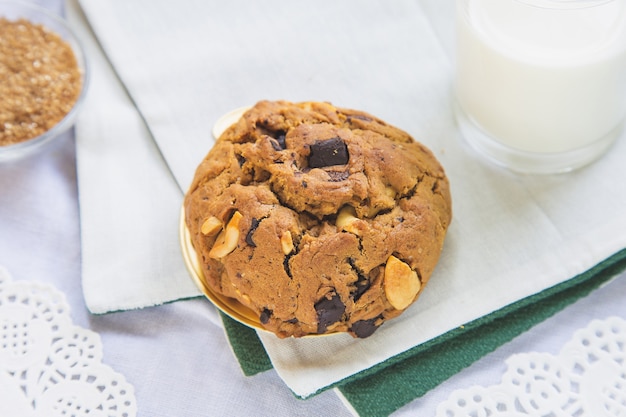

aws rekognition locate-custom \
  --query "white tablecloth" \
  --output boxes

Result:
[1,1,625,416]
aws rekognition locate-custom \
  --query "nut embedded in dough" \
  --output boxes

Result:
[280,231,294,255]
[201,216,223,236]
[336,206,361,235]
[209,211,242,259]
[383,255,421,310]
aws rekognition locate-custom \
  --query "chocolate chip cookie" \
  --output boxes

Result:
[184,100,452,338]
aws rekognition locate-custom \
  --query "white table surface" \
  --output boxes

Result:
[2,1,625,416]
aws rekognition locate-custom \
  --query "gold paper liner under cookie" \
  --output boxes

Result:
[211,106,250,140]
[179,206,267,332]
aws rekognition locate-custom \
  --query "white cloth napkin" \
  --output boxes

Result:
[73,0,626,399]
[69,1,202,314]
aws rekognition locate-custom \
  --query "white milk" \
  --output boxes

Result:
[456,0,626,154]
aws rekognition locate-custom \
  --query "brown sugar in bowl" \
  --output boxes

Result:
[0,1,89,161]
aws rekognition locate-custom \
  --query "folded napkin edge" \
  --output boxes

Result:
[84,294,204,316]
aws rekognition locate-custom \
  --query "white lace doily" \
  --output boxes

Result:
[436,316,626,417]
[0,267,137,417]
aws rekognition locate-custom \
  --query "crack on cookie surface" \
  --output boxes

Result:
[347,258,371,302]
[245,217,262,247]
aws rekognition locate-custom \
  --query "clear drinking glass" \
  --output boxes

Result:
[455,0,626,174]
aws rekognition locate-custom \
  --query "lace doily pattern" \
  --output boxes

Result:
[436,316,626,417]
[0,267,137,417]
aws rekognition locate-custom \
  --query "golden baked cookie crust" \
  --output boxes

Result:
[184,100,451,338]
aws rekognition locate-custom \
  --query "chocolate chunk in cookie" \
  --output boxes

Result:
[351,316,382,338]
[260,308,272,324]
[315,292,346,333]
[308,137,349,168]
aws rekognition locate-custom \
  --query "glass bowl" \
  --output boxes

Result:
[0,1,89,162]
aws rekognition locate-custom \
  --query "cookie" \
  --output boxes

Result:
[184,100,452,338]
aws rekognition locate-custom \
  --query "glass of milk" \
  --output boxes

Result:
[455,0,626,173]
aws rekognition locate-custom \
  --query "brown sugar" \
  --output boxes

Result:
[0,18,82,146]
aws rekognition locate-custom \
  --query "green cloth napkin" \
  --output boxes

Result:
[223,248,626,417]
